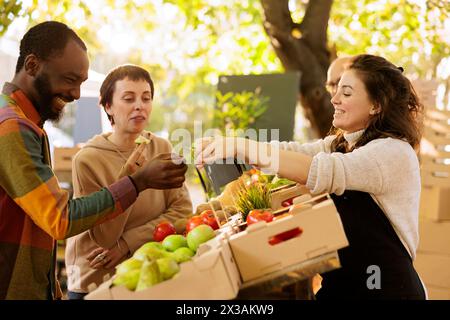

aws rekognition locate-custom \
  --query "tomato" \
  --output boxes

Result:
[153,221,176,242]
[200,210,220,230]
[185,215,205,233]
[246,209,274,226]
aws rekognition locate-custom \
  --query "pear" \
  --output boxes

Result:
[115,258,143,276]
[156,257,180,280]
[136,259,163,291]
[133,246,166,261]
[112,269,141,291]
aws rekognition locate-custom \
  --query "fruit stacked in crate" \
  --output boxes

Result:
[85,218,241,299]
[201,168,309,216]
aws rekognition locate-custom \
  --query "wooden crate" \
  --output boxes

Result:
[415,219,450,299]
[419,105,450,221]
[53,147,81,171]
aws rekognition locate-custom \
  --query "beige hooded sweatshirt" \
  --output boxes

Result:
[65,131,192,293]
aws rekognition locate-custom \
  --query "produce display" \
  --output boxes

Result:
[193,169,303,230]
[111,222,216,292]
[87,167,348,300]
[235,182,272,221]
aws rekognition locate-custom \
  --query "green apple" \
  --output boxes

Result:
[173,247,195,263]
[186,224,216,252]
[156,257,180,280]
[162,234,188,252]
[136,259,163,291]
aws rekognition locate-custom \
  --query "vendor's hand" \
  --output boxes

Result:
[87,240,130,270]
[118,143,148,178]
[194,136,239,167]
[130,153,187,192]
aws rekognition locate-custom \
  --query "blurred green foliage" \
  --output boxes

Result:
[214,88,269,133]
[2,0,449,140]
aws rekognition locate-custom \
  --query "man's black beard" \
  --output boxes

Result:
[33,72,63,123]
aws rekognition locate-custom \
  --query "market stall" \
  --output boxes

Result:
[85,168,349,300]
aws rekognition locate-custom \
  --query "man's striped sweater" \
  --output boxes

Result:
[0,83,137,299]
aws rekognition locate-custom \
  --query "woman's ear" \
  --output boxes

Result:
[369,105,381,115]
[104,103,113,116]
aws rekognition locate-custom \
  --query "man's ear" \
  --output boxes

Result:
[24,54,40,77]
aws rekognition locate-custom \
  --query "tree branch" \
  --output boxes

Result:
[261,0,334,138]
[301,0,333,55]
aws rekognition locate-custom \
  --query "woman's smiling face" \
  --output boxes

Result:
[331,69,375,133]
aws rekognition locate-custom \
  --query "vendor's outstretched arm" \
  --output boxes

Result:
[195,136,312,184]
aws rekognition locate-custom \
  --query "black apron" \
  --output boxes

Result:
[316,190,426,300]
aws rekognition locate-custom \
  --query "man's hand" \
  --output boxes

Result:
[130,153,187,193]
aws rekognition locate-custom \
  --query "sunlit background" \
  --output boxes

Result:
[1,0,449,205]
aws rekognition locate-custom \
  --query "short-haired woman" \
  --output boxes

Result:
[65,65,192,299]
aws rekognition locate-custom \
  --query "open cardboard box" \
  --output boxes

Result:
[227,194,349,282]
[84,236,241,300]
[85,193,348,299]
[270,184,310,210]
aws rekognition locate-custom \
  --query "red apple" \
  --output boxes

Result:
[153,221,176,242]
[185,215,205,234]
[199,210,220,230]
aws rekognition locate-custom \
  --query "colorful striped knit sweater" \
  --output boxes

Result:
[0,84,137,299]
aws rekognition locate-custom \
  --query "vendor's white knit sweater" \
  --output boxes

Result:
[272,130,421,259]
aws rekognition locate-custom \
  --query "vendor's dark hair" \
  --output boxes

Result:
[330,54,423,152]
[16,21,86,74]
[99,64,154,125]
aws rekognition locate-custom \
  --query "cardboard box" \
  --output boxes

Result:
[425,285,450,300]
[411,79,438,110]
[426,108,450,124]
[270,184,310,210]
[85,237,241,300]
[418,219,450,255]
[419,186,450,221]
[423,124,450,146]
[227,194,349,282]
[414,252,450,289]
[53,147,81,171]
